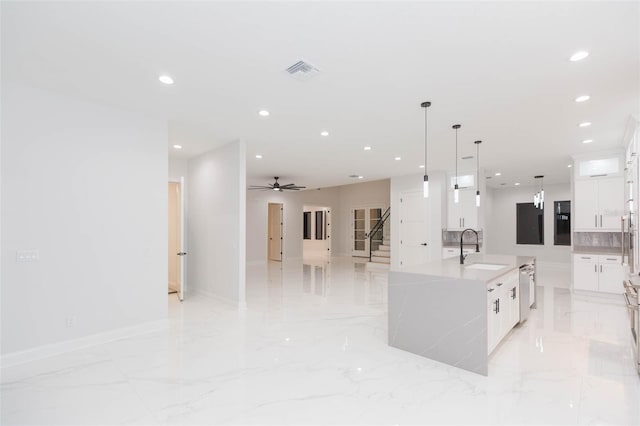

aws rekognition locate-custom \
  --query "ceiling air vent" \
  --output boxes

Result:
[285,60,320,81]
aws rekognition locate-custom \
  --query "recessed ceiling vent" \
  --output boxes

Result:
[285,60,320,81]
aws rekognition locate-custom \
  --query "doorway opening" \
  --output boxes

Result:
[268,203,283,262]
[303,205,331,260]
[168,178,186,301]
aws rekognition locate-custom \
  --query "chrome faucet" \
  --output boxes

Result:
[460,228,480,264]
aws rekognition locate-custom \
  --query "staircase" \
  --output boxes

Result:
[370,241,391,265]
[367,207,391,270]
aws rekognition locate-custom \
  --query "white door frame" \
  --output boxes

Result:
[169,177,186,301]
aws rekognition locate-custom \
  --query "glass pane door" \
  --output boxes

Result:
[353,209,366,254]
[370,208,383,252]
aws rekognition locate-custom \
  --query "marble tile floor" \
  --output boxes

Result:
[1,256,639,425]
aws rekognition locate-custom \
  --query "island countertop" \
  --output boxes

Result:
[392,253,535,283]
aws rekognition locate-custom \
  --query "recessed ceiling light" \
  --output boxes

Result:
[364,146,372,151]
[570,51,589,62]
[395,156,401,161]
[172,144,182,149]
[568,164,573,168]
[159,75,174,85]
[582,139,594,144]
[495,172,502,176]
[419,165,425,169]
[579,122,592,127]
[320,131,329,137]
[358,176,363,179]
[255,154,262,159]
[515,183,520,186]
[258,110,270,117]
[575,95,590,103]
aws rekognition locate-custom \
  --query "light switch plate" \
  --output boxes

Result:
[16,250,39,262]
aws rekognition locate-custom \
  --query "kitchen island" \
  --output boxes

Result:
[388,254,535,376]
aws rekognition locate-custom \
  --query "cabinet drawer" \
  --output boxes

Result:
[573,254,597,263]
[599,255,621,264]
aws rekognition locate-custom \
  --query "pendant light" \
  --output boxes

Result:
[534,175,544,209]
[452,124,461,203]
[421,101,431,198]
[474,140,482,207]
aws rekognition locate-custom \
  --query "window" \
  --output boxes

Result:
[315,211,324,240]
[303,211,311,240]
[516,203,544,245]
[554,201,571,246]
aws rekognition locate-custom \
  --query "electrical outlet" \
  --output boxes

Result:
[16,250,39,262]
[66,316,76,328]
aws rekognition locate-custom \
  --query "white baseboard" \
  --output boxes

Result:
[1,319,168,369]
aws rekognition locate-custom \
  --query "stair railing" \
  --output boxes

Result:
[367,207,390,261]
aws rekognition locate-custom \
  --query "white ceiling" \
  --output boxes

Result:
[3,1,639,189]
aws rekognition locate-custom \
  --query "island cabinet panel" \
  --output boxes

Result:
[389,254,535,376]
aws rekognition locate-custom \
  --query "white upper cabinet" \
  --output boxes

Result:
[577,157,621,177]
[447,188,478,230]
[574,177,623,231]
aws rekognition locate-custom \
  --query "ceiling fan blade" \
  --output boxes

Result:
[279,183,297,187]
[283,186,306,190]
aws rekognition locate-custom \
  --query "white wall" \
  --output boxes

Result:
[390,172,446,269]
[485,183,572,263]
[1,83,168,355]
[246,179,390,263]
[169,157,187,182]
[187,140,246,306]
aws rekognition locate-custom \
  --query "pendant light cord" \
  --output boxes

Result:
[455,127,458,185]
[476,143,479,186]
[424,107,427,173]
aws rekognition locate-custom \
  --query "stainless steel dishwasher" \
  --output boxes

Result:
[519,263,536,323]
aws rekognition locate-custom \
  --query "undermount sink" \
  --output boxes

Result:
[464,263,507,271]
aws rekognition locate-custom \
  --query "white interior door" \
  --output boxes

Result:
[178,176,186,301]
[268,203,283,261]
[399,190,429,266]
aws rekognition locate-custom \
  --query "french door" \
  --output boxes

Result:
[352,206,384,257]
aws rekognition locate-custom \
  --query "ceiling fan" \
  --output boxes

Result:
[248,176,306,192]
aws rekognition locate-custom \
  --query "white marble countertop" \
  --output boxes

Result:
[392,254,535,283]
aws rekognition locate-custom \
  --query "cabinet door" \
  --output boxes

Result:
[506,281,520,329]
[460,189,478,229]
[573,256,598,291]
[494,282,509,340]
[447,191,463,230]
[574,180,599,229]
[597,178,624,230]
[487,286,499,354]
[598,262,624,294]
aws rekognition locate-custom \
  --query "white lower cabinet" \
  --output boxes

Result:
[572,254,623,294]
[487,270,519,355]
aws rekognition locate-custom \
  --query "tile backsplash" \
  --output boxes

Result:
[442,230,484,245]
[573,232,622,248]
